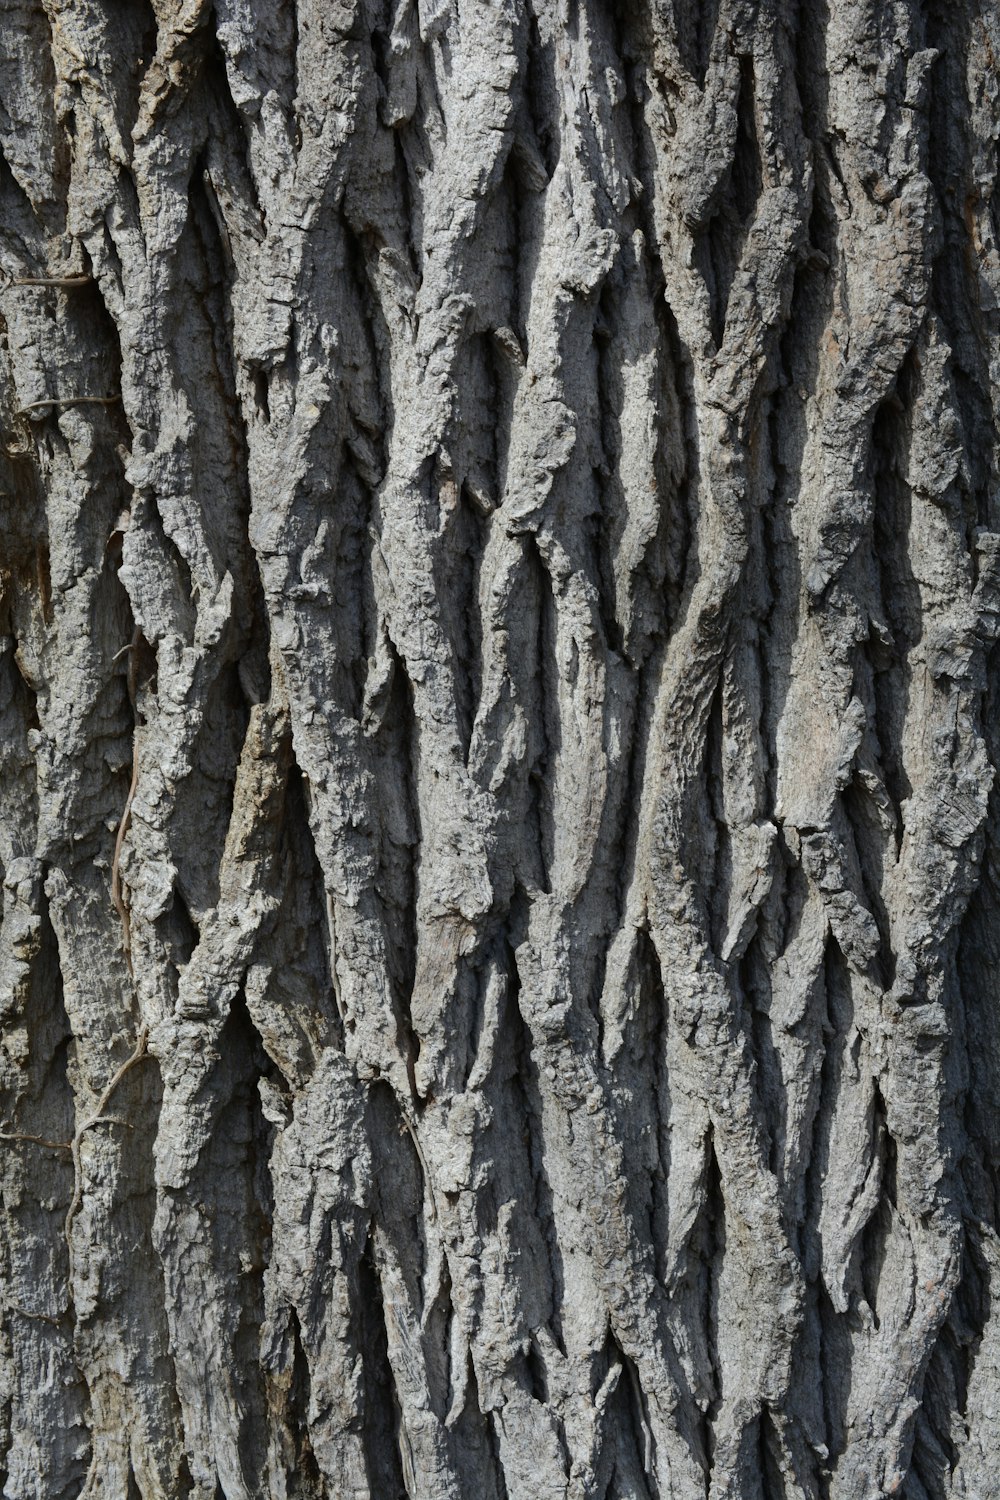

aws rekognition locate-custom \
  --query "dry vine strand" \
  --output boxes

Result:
[64,1026,151,1279]
[111,625,144,978]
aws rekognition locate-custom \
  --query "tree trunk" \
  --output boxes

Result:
[1,1,998,1496]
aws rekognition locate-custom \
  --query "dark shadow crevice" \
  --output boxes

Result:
[186,988,277,1496]
[693,55,763,347]
[523,535,560,896]
[371,635,421,1065]
[604,1329,657,1499]
[505,944,566,1354]
[856,1082,896,1333]
[357,1230,408,1499]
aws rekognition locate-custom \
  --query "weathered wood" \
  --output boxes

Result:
[1,1,998,1495]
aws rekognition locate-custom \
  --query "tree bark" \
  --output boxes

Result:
[1,1,999,1496]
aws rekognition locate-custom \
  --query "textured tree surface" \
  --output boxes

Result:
[1,1,1000,1496]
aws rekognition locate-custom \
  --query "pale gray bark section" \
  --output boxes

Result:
[1,1,999,1496]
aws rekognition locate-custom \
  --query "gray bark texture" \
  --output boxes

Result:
[0,0,999,1496]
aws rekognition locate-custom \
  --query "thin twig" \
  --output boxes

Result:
[3,1299,64,1326]
[16,395,121,418]
[12,274,93,288]
[111,626,143,977]
[403,1115,438,1223]
[0,1130,70,1152]
[64,1025,151,1279]
[1,1027,151,1304]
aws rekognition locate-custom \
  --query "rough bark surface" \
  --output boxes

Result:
[1,1,999,1496]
